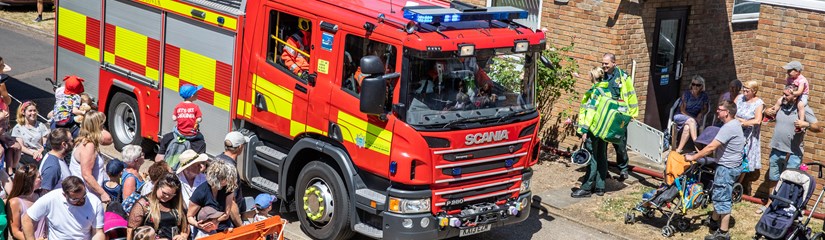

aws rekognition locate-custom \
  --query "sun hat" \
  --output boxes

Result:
[63,75,85,95]
[175,149,208,174]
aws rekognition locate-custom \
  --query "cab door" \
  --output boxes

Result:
[328,28,400,176]
[248,6,315,138]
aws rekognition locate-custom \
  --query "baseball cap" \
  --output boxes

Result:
[242,196,256,212]
[176,149,208,174]
[197,206,224,221]
[782,61,803,71]
[63,75,85,95]
[224,131,248,148]
[179,84,203,99]
[255,193,276,209]
[106,159,126,177]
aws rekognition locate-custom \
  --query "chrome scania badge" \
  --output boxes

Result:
[464,130,509,146]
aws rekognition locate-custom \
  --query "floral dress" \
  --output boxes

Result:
[735,94,764,172]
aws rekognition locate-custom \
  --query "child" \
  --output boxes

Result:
[132,226,156,240]
[241,196,257,225]
[782,61,810,127]
[173,84,204,138]
[72,93,95,123]
[103,159,126,204]
[52,75,85,129]
[253,193,276,223]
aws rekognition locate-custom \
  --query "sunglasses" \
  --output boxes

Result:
[65,192,86,204]
[691,83,702,87]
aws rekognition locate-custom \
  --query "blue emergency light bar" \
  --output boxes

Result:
[402,6,528,24]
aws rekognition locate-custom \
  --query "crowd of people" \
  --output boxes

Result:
[0,57,277,240]
[574,54,821,240]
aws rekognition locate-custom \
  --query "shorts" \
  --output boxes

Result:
[768,149,802,182]
[712,165,741,215]
[158,132,206,154]
[800,94,809,106]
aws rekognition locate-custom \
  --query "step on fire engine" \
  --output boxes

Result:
[55,0,546,239]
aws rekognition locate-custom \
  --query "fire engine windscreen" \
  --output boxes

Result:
[403,48,537,128]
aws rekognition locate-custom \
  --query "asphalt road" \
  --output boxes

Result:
[0,22,618,240]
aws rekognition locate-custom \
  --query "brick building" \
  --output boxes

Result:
[460,0,825,198]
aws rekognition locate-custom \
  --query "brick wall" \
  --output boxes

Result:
[749,4,825,200]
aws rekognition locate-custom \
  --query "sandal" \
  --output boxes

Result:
[755,205,767,214]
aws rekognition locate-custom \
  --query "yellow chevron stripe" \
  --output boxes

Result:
[57,7,87,44]
[213,92,231,111]
[136,0,237,31]
[336,111,392,156]
[85,45,100,61]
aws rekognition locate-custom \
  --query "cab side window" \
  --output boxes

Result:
[266,10,313,80]
[340,35,397,96]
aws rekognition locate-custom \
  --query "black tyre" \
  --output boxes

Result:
[295,161,354,240]
[624,212,635,224]
[108,92,142,150]
[732,183,744,203]
[812,232,825,240]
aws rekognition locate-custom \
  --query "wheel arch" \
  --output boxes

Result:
[280,137,359,202]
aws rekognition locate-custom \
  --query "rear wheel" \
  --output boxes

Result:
[732,183,744,203]
[812,232,824,240]
[295,161,354,240]
[108,92,142,150]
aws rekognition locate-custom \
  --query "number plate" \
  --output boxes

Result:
[459,224,491,237]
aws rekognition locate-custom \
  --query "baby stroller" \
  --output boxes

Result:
[624,127,743,237]
[754,163,824,240]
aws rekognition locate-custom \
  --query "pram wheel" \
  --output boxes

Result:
[624,212,635,224]
[643,209,655,218]
[812,232,825,240]
[674,217,690,231]
[661,225,675,237]
[732,183,743,203]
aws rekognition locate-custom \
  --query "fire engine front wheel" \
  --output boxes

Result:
[108,92,142,150]
[295,161,354,240]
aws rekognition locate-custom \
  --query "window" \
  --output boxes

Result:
[732,0,760,23]
[339,35,397,96]
[267,10,312,79]
[488,0,542,30]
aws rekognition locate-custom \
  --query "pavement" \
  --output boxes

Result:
[0,13,657,240]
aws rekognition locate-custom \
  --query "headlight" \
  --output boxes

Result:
[388,197,431,214]
[520,179,531,194]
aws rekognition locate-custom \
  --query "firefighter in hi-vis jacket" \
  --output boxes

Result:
[282,18,312,76]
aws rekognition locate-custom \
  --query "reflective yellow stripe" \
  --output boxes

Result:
[163,74,180,91]
[253,74,293,119]
[136,0,237,30]
[57,7,86,44]
[115,27,148,67]
[85,45,100,61]
[213,92,231,111]
[179,49,217,90]
[336,111,392,156]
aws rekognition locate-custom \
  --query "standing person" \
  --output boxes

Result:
[686,100,745,240]
[758,84,818,214]
[733,81,764,185]
[673,75,710,153]
[187,160,241,237]
[120,145,145,203]
[34,0,44,22]
[69,110,112,204]
[6,164,46,240]
[571,67,610,198]
[12,101,49,165]
[0,56,12,111]
[103,159,126,204]
[217,131,247,211]
[782,61,810,125]
[600,53,638,181]
[23,176,105,240]
[176,150,207,206]
[719,79,743,103]
[39,128,73,192]
[127,173,189,240]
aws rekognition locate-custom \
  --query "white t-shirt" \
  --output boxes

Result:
[27,189,104,240]
[69,150,109,194]
[178,172,207,206]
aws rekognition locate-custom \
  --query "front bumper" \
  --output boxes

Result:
[381,192,532,240]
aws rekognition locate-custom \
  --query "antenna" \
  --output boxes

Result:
[390,0,395,13]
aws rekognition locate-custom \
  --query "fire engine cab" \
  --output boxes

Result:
[55,0,546,239]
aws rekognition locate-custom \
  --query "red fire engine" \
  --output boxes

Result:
[55,0,545,239]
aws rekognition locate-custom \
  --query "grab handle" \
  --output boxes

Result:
[807,162,825,179]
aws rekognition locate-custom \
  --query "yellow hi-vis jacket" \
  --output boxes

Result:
[577,82,612,134]
[614,67,639,118]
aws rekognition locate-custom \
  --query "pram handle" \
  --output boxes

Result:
[770,194,796,209]
[806,162,825,179]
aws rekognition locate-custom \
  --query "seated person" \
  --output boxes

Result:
[673,75,709,153]
[474,82,497,108]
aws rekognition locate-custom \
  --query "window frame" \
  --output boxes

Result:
[338,34,398,98]
[732,0,761,23]
[265,9,314,84]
